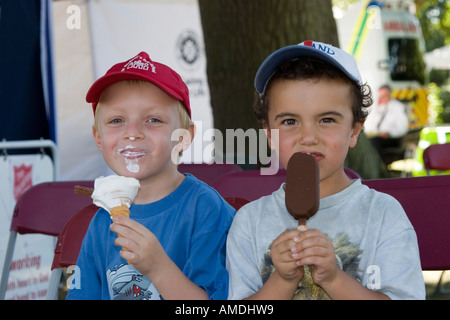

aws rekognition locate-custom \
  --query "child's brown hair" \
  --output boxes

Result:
[254,56,373,128]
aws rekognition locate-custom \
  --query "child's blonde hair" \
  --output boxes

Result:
[93,80,192,131]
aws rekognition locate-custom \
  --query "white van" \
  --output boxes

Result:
[336,0,428,130]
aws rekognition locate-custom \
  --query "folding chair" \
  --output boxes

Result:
[422,143,450,175]
[49,203,98,299]
[178,163,242,185]
[212,169,287,202]
[344,167,361,179]
[363,175,450,295]
[362,175,450,271]
[0,180,94,300]
[212,167,360,202]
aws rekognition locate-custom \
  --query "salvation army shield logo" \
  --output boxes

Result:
[13,164,33,201]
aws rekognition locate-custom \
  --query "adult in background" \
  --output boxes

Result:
[364,84,409,165]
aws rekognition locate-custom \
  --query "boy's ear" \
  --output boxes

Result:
[188,123,196,143]
[92,126,103,151]
[171,124,196,164]
[175,123,196,153]
[349,121,364,149]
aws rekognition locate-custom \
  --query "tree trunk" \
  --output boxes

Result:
[199,0,385,178]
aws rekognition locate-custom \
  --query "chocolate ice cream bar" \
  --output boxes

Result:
[285,152,319,231]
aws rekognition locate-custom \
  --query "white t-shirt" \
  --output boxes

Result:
[226,180,425,300]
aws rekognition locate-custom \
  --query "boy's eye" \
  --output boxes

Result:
[320,117,335,124]
[148,117,161,124]
[282,119,297,126]
[110,118,123,124]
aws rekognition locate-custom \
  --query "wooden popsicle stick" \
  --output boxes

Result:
[297,218,307,231]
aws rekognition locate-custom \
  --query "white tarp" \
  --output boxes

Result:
[53,1,105,180]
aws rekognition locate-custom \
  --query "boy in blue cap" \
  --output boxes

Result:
[226,41,425,300]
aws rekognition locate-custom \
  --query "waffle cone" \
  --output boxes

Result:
[110,203,130,219]
[110,204,130,258]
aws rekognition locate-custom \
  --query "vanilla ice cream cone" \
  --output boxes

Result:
[91,175,140,258]
[91,175,140,216]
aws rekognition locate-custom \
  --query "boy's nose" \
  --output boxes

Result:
[124,122,144,141]
[299,125,318,145]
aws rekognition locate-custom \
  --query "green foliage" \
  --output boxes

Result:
[416,0,450,50]
[427,80,450,125]
[440,89,450,123]
[416,0,450,125]
[332,0,360,11]
[427,82,444,124]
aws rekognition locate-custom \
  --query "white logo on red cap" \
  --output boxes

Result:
[121,55,156,73]
[303,40,335,56]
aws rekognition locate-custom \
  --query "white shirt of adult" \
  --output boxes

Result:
[364,99,409,138]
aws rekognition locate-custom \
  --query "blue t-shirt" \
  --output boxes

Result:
[66,174,235,300]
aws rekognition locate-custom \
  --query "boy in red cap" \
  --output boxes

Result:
[226,41,424,300]
[66,52,235,300]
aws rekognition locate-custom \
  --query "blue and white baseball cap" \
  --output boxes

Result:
[255,40,362,95]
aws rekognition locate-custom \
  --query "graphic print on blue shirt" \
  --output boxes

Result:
[107,264,161,300]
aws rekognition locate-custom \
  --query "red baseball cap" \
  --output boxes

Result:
[86,51,191,118]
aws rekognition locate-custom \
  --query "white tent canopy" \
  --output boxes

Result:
[425,45,450,70]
